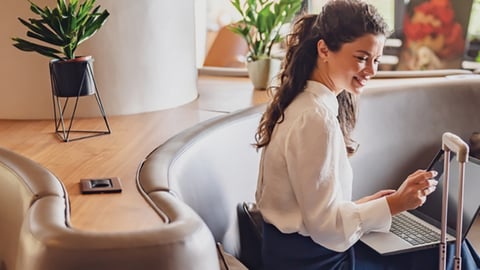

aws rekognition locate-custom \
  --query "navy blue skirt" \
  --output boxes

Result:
[262,221,480,270]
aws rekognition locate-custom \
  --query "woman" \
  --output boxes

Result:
[254,0,473,269]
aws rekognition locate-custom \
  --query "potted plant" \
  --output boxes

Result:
[12,0,110,97]
[229,0,302,89]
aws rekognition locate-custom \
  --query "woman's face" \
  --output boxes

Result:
[314,33,385,96]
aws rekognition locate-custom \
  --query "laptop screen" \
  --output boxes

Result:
[414,150,480,239]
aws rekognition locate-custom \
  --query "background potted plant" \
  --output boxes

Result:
[229,0,303,89]
[12,0,110,97]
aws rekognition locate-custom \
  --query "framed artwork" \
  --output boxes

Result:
[396,0,474,70]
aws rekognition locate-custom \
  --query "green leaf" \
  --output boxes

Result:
[228,0,303,58]
[29,1,45,16]
[230,0,243,17]
[78,10,109,44]
[26,30,63,46]
[13,0,109,59]
[58,0,67,14]
[12,37,62,59]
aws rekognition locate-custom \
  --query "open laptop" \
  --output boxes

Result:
[360,149,480,255]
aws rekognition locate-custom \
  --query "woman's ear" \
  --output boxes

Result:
[317,39,329,63]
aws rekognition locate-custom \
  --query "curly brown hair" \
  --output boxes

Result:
[255,0,390,155]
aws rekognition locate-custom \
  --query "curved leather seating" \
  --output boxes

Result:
[138,104,265,258]
[138,76,480,267]
[0,147,218,270]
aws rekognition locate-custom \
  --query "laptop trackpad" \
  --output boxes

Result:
[360,232,411,255]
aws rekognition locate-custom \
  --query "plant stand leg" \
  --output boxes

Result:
[51,61,111,142]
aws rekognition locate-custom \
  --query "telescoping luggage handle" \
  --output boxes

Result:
[439,132,470,270]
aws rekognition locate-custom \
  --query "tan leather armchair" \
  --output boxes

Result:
[0,147,219,270]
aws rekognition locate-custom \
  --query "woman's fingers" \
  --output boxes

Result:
[416,174,439,206]
[412,170,438,188]
[389,169,440,213]
[410,169,426,178]
[403,170,438,208]
[419,179,438,196]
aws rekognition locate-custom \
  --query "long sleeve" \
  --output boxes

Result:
[284,107,390,251]
[256,81,391,252]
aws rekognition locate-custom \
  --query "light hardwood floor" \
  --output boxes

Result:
[0,75,269,232]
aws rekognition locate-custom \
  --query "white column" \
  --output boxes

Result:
[195,0,208,68]
[0,0,198,119]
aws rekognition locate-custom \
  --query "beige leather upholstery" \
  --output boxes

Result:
[0,147,64,270]
[138,106,265,258]
[0,147,219,270]
[138,76,480,266]
[350,76,480,198]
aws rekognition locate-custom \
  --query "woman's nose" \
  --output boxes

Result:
[364,61,377,77]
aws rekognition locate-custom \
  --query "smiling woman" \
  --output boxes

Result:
[250,1,457,269]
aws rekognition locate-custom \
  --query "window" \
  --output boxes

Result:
[468,0,480,37]
[466,0,480,60]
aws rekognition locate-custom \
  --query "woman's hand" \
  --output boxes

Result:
[386,169,438,216]
[355,189,396,204]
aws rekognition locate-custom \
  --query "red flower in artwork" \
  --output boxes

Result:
[403,0,465,59]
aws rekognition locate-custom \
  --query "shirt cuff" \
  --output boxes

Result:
[358,197,391,233]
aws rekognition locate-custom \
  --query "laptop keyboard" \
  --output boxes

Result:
[390,212,441,246]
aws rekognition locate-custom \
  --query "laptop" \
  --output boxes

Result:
[360,149,480,255]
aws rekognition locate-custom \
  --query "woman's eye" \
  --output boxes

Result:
[355,56,368,62]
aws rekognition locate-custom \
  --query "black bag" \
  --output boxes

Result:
[237,202,263,270]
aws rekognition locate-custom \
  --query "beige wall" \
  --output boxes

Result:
[0,0,198,119]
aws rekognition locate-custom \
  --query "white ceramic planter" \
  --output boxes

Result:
[246,58,282,90]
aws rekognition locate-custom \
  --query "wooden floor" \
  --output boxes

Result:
[1,74,479,253]
[0,75,269,232]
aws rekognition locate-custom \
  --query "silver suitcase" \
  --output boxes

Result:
[439,132,470,270]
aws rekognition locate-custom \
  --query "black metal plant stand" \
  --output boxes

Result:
[50,59,111,142]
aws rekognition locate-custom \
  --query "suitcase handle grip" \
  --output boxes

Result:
[442,132,469,163]
[440,132,469,270]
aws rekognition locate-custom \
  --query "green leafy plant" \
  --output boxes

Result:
[12,0,110,60]
[229,0,303,61]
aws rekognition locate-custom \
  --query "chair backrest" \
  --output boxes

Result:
[0,147,65,270]
[350,77,480,198]
[0,147,220,270]
[203,25,248,68]
[138,105,265,257]
[375,69,472,79]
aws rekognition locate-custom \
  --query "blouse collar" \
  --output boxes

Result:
[305,80,339,116]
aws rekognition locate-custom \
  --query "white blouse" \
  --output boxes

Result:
[256,80,392,252]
